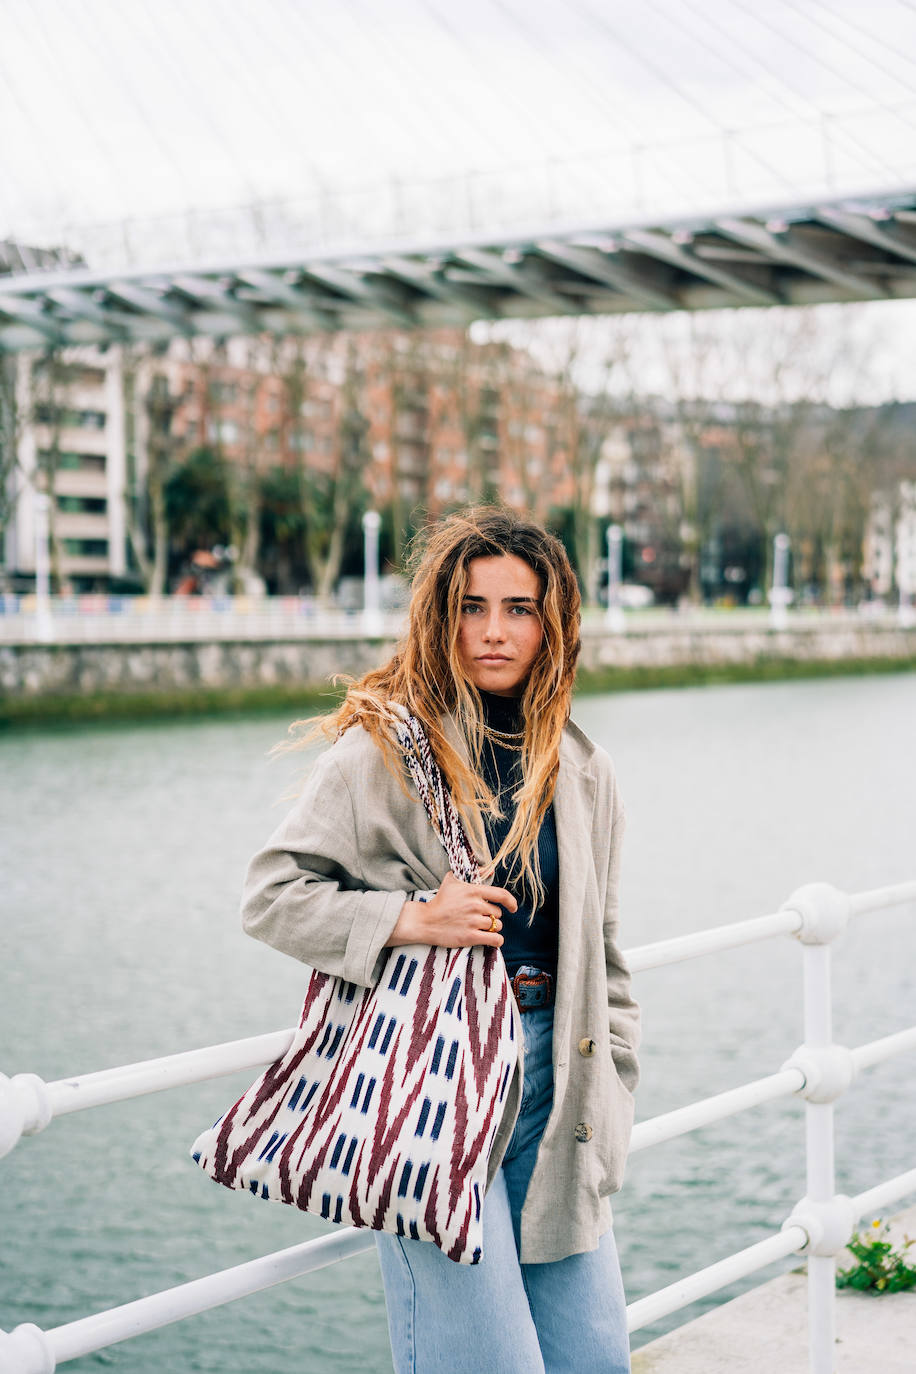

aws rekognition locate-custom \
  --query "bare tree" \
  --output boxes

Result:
[301,339,370,600]
[28,350,70,592]
[435,330,498,508]
[542,320,637,603]
[136,371,181,595]
[656,315,736,603]
[225,341,265,593]
[385,331,432,564]
[485,339,554,523]
[0,355,21,557]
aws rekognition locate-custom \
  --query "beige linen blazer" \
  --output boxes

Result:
[241,713,640,1264]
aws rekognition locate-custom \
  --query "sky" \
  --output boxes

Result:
[2,0,916,398]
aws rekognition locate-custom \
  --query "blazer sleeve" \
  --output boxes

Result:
[240,745,408,988]
[603,785,641,1095]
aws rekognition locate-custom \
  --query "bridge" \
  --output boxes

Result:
[2,186,916,351]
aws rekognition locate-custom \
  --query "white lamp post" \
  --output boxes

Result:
[605,524,625,633]
[362,509,382,635]
[770,532,791,630]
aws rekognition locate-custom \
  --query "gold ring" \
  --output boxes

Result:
[489,914,498,933]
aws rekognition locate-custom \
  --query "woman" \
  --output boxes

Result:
[241,507,639,1374]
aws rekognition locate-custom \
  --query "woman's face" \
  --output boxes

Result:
[457,554,544,698]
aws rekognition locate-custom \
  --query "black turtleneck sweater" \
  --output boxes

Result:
[477,690,560,979]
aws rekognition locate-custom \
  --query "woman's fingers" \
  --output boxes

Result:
[441,871,516,913]
[414,872,513,947]
[474,882,518,914]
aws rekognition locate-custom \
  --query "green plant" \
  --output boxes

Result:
[837,1219,916,1293]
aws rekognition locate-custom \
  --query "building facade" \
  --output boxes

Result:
[4,346,128,592]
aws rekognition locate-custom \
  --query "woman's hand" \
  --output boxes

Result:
[387,871,517,949]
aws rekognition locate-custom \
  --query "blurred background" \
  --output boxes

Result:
[2,2,915,1371]
[2,0,916,622]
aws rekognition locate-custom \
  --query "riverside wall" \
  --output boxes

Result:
[3,620,916,700]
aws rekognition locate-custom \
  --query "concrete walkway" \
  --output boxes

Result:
[631,1206,916,1373]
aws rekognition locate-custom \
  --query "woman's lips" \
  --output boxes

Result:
[477,655,510,662]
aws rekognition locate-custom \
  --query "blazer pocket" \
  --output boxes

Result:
[597,1068,636,1196]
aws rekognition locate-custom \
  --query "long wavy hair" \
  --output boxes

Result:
[290,506,581,901]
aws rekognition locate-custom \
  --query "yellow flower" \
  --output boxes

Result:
[872,1220,882,1229]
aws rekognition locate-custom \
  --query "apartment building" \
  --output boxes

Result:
[4,346,128,592]
[1,328,692,598]
[864,480,916,601]
[163,328,570,525]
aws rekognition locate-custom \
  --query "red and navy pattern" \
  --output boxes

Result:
[191,708,518,1264]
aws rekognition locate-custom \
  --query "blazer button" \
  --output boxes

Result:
[574,1122,593,1143]
[578,1037,597,1058]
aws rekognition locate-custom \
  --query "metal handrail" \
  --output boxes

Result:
[1,877,915,1373]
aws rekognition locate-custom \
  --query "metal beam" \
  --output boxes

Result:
[452,246,571,314]
[299,263,415,326]
[715,218,885,300]
[105,281,195,333]
[380,255,494,317]
[0,294,69,345]
[814,206,916,269]
[535,239,678,309]
[47,287,129,338]
[171,274,264,331]
[623,228,782,305]
[235,269,337,329]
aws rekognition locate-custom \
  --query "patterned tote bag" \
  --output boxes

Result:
[191,709,518,1264]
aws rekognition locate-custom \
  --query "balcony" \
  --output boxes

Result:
[47,425,109,456]
[54,469,109,498]
[56,512,109,539]
[57,554,110,576]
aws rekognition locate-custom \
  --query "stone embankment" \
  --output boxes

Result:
[2,616,916,717]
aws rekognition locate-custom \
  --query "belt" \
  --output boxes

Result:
[510,967,555,1012]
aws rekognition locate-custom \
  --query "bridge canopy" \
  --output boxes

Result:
[2,0,916,349]
[2,190,916,351]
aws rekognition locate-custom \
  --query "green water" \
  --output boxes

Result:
[2,675,915,1368]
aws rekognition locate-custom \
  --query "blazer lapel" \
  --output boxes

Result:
[553,733,597,1042]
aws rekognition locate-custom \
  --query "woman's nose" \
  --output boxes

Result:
[483,611,506,640]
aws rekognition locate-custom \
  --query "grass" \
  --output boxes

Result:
[574,653,916,695]
[3,653,916,730]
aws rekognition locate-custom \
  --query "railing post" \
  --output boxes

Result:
[781,883,852,1374]
[803,941,837,1374]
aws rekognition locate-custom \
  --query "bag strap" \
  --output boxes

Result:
[391,710,481,887]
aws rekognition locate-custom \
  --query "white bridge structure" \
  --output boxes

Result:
[2,186,916,353]
[5,0,916,352]
[1,877,914,1374]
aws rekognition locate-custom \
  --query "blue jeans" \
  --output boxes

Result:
[375,1003,631,1374]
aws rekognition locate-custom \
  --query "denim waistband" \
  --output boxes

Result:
[510,965,554,1012]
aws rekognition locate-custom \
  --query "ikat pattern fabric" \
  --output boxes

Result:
[190,707,518,1264]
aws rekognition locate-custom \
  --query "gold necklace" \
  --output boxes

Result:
[482,723,525,749]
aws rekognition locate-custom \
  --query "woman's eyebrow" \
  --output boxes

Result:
[462,594,541,604]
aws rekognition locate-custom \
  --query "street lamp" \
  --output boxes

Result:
[605,524,624,633]
[362,509,382,635]
[770,532,791,630]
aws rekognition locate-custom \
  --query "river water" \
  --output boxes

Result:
[2,673,915,1370]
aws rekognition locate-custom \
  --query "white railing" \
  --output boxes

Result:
[1,878,915,1373]
[0,593,406,644]
[4,594,913,646]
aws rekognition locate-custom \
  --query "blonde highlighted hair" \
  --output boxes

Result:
[290,505,581,901]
